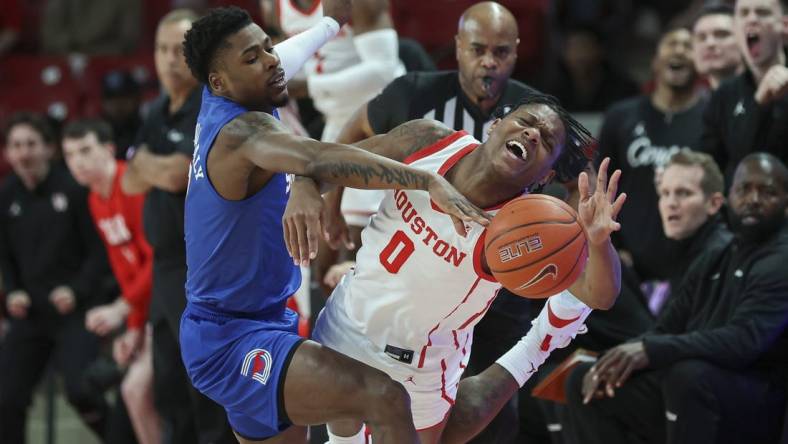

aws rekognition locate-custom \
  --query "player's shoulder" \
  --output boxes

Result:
[218,111,285,149]
[388,118,455,154]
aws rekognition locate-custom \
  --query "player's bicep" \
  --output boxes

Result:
[228,112,319,175]
[353,119,452,162]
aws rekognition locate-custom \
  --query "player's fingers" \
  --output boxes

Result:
[306,215,321,260]
[577,171,589,201]
[295,215,310,266]
[611,193,627,220]
[463,201,492,225]
[606,169,621,203]
[287,219,301,264]
[283,219,294,258]
[343,231,356,251]
[451,214,468,237]
[597,157,610,193]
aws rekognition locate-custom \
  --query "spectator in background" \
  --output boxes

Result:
[597,27,706,283]
[62,119,161,444]
[266,0,405,143]
[655,150,731,300]
[544,24,640,112]
[120,9,236,444]
[100,71,143,160]
[701,0,788,185]
[40,0,141,55]
[691,4,743,91]
[0,0,21,56]
[564,153,788,444]
[0,112,110,443]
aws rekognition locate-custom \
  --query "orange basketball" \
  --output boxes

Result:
[484,195,588,299]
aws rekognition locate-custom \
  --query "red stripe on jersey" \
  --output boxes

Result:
[418,277,482,368]
[440,359,455,406]
[458,288,500,330]
[460,333,470,369]
[473,230,497,282]
[452,330,459,349]
[547,301,581,328]
[403,130,468,165]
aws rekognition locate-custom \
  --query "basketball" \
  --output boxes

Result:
[484,195,588,299]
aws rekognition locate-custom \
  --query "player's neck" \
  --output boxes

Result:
[447,148,522,209]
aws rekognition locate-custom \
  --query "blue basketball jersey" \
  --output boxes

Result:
[184,86,300,314]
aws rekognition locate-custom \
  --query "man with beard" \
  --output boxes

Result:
[562,153,788,444]
[701,0,788,185]
[596,27,706,283]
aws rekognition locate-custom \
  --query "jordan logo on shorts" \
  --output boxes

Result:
[241,348,273,385]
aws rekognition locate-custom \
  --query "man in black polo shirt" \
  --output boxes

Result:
[331,3,533,442]
[701,0,788,185]
[121,10,235,444]
[0,113,111,443]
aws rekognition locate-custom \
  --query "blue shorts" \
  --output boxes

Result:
[180,302,304,440]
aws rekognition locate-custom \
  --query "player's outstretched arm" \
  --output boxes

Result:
[283,118,458,263]
[568,157,626,310]
[229,112,489,225]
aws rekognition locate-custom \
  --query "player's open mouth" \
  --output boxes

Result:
[506,140,527,162]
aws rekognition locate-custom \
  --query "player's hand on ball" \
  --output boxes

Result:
[283,177,324,266]
[577,157,626,245]
[322,0,352,26]
[427,173,491,237]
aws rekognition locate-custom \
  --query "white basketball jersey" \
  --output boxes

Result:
[276,0,359,79]
[328,131,515,376]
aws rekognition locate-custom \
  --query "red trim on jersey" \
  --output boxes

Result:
[288,0,321,16]
[440,359,455,406]
[473,231,497,282]
[417,277,482,368]
[459,333,470,369]
[458,288,500,330]
[452,330,459,349]
[403,130,468,165]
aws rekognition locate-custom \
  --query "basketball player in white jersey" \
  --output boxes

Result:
[286,91,626,443]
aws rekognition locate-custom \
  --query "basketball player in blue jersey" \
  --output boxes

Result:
[178,6,491,444]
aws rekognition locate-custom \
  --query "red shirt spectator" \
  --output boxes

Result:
[88,160,152,329]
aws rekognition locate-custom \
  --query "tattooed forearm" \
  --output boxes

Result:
[314,161,430,189]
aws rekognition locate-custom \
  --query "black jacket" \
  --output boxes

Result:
[0,164,110,317]
[700,66,788,186]
[644,224,788,384]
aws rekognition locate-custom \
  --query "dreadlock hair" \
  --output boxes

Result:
[494,91,596,185]
[183,6,253,86]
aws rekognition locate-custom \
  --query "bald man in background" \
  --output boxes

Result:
[325,3,535,442]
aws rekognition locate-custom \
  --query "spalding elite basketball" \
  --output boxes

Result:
[484,195,588,299]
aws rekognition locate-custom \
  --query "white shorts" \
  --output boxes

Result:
[340,188,386,227]
[312,287,469,430]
